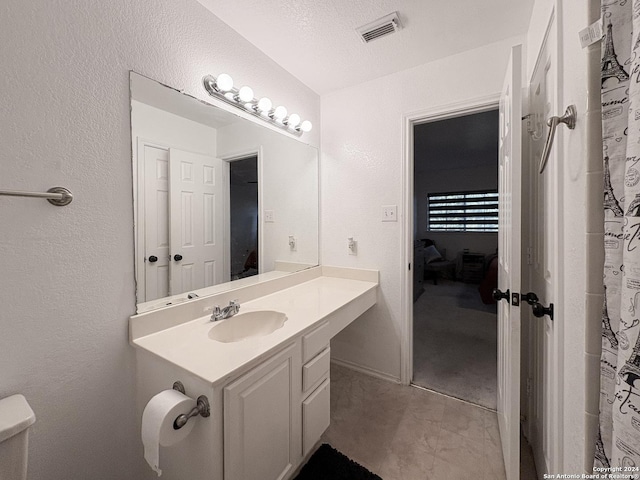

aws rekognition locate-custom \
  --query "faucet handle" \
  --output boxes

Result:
[204,305,222,320]
[229,300,240,313]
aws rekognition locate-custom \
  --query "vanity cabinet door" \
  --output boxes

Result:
[223,343,300,480]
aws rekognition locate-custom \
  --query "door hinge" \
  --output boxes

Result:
[526,377,532,397]
[526,247,533,265]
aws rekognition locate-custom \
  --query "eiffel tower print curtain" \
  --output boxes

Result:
[596,0,640,473]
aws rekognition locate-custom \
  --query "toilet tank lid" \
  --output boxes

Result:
[0,395,36,443]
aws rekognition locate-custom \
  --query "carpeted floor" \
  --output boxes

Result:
[413,279,498,410]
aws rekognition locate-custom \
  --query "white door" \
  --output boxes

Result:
[169,148,224,294]
[528,10,561,474]
[143,145,170,302]
[497,44,523,480]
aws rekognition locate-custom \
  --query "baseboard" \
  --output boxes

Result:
[330,358,401,384]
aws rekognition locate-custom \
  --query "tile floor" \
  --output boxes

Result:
[322,363,538,480]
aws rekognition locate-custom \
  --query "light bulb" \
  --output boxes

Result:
[287,114,300,128]
[300,120,312,132]
[238,86,254,103]
[216,73,233,92]
[257,97,272,114]
[273,106,287,120]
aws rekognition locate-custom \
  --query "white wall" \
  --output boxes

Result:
[217,121,319,272]
[0,1,319,479]
[526,0,599,474]
[131,101,218,157]
[321,36,523,380]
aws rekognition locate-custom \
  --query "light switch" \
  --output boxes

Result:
[264,210,274,222]
[382,205,397,222]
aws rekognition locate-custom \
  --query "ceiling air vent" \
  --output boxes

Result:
[357,12,402,43]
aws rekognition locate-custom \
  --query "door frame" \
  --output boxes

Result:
[219,146,264,279]
[400,94,500,386]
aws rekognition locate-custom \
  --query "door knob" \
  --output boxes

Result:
[492,288,510,302]
[174,254,183,261]
[148,255,158,263]
[521,292,539,305]
[531,302,554,320]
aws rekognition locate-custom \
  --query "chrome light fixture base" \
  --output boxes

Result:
[202,75,311,137]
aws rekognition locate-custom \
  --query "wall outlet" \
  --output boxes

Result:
[382,205,397,222]
[348,237,357,255]
[288,235,296,251]
[264,210,274,222]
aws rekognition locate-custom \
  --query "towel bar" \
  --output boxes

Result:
[0,187,73,206]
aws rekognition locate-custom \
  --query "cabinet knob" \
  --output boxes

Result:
[148,255,158,263]
[174,254,183,261]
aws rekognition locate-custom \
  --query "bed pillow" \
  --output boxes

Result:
[424,245,443,264]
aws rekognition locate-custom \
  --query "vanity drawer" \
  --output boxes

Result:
[302,378,330,456]
[302,322,330,363]
[303,347,330,393]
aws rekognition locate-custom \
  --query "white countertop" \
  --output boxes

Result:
[131,269,378,385]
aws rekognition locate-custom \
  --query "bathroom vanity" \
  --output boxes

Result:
[129,266,378,480]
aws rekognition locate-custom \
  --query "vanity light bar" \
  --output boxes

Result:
[202,74,312,136]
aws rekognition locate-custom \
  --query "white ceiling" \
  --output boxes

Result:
[196,0,534,95]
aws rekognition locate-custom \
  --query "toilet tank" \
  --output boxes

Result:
[0,395,36,480]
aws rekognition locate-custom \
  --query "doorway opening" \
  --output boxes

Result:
[228,156,259,281]
[412,108,500,410]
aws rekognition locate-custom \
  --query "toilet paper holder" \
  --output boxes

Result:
[171,381,210,430]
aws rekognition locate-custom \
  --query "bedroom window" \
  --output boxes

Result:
[427,190,499,232]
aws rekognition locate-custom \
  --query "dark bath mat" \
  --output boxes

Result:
[294,443,382,480]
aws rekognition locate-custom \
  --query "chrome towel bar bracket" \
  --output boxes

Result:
[0,186,73,206]
[538,105,577,174]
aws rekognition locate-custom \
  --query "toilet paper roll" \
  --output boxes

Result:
[142,389,196,476]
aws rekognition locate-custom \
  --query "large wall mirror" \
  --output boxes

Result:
[130,72,319,313]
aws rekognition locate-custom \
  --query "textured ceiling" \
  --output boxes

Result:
[196,0,534,95]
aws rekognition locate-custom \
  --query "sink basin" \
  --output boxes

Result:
[208,311,287,343]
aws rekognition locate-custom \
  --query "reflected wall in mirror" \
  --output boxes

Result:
[130,72,319,313]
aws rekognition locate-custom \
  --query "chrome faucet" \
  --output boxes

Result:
[210,300,240,322]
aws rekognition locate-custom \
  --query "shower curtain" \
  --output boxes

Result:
[596,0,640,474]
